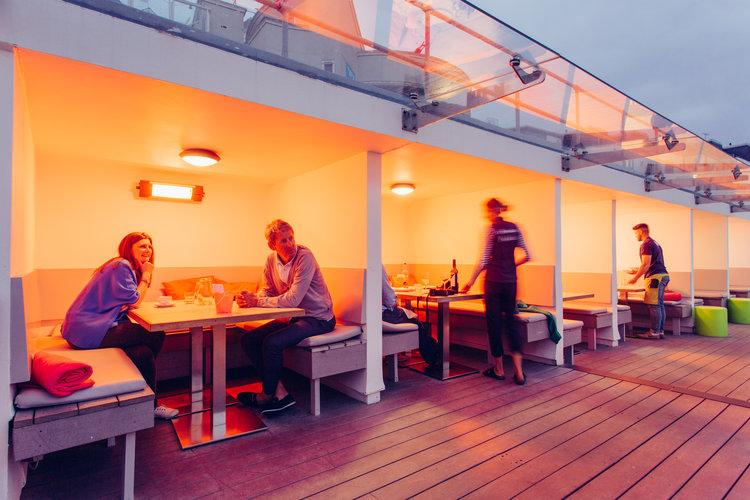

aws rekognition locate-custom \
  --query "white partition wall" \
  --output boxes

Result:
[693,210,729,292]
[268,152,383,403]
[728,218,750,286]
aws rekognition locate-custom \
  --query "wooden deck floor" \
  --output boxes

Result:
[19,325,750,499]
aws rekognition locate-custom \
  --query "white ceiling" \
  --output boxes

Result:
[18,48,623,202]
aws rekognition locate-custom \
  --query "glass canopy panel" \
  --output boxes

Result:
[101,0,748,208]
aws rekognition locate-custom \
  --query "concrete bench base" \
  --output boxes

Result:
[12,387,154,500]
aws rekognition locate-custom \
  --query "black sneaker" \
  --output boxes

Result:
[260,394,296,415]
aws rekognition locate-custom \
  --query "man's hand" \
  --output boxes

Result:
[627,276,638,285]
[236,290,258,308]
[625,266,638,275]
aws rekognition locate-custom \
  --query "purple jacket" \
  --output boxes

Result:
[62,259,140,348]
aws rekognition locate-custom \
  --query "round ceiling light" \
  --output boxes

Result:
[179,148,220,167]
[390,183,415,195]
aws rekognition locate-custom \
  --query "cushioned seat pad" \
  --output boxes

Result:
[382,321,418,333]
[296,323,362,347]
[15,344,147,409]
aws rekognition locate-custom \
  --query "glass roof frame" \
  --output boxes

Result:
[73,0,750,212]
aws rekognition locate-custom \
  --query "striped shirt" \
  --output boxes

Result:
[467,218,530,285]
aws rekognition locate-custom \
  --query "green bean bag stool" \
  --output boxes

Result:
[727,297,750,324]
[694,306,728,337]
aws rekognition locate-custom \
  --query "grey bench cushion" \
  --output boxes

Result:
[383,321,418,333]
[15,340,147,409]
[296,323,362,347]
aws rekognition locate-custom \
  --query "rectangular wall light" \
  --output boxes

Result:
[137,180,205,202]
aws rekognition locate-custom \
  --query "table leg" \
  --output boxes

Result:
[438,302,450,379]
[212,324,226,429]
[190,326,203,404]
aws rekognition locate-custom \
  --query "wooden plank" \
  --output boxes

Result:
[674,410,750,497]
[210,371,597,498]
[376,381,652,499]
[12,408,34,429]
[117,386,155,406]
[496,393,701,499]
[33,403,79,424]
[78,396,118,415]
[572,398,727,497]
[271,375,621,499]
[13,399,154,460]
[620,404,750,498]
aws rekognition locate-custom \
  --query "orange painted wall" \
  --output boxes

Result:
[33,153,272,269]
[268,152,367,268]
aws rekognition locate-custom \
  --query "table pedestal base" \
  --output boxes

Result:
[158,389,236,418]
[171,404,267,449]
[410,361,478,380]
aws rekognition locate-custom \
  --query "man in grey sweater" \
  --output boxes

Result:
[237,219,335,415]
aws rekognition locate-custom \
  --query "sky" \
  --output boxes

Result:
[468,0,750,147]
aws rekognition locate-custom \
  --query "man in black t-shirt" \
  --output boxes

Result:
[627,223,670,339]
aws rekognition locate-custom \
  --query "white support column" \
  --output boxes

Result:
[364,151,384,397]
[725,217,730,293]
[1,44,18,500]
[553,178,563,364]
[690,209,695,307]
[610,199,619,345]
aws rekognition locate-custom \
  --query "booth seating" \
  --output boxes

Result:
[556,303,608,350]
[727,297,750,324]
[279,268,367,416]
[419,300,582,366]
[621,297,696,335]
[695,305,728,337]
[9,277,154,500]
[694,290,733,308]
[382,321,420,382]
[730,286,750,299]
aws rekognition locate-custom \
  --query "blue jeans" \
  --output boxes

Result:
[646,274,670,333]
[241,315,335,395]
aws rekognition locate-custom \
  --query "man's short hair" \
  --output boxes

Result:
[486,198,508,211]
[632,223,649,233]
[265,219,294,244]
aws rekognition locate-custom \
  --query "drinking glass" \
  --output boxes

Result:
[421,273,430,286]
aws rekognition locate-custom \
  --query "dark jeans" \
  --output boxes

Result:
[382,307,438,366]
[99,321,165,392]
[241,315,336,395]
[646,274,670,333]
[484,280,521,357]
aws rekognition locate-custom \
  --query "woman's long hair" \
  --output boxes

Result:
[96,232,154,282]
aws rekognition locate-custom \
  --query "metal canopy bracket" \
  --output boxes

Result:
[562,131,686,171]
[402,55,546,133]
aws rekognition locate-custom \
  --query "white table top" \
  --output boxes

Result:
[128,301,305,331]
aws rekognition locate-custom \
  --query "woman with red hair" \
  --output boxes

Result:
[62,232,177,419]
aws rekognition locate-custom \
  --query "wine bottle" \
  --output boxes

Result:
[401,262,409,286]
[450,259,458,291]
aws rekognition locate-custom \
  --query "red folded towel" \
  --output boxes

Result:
[31,351,95,397]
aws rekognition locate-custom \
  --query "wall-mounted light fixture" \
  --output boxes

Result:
[137,180,205,202]
[179,148,220,167]
[390,183,415,195]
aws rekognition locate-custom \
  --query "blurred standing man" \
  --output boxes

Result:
[627,223,670,339]
[461,198,531,385]
[236,219,336,415]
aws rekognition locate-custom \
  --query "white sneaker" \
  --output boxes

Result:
[154,405,178,420]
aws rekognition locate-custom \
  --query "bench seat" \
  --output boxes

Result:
[694,290,733,308]
[623,297,696,335]
[282,322,365,415]
[418,300,581,365]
